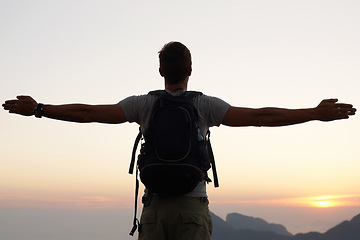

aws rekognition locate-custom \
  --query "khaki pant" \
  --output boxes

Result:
[138,196,212,240]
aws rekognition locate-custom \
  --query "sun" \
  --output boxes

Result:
[288,195,358,208]
[313,200,336,208]
[310,196,339,208]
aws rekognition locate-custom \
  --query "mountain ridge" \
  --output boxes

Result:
[226,212,292,236]
[211,212,360,240]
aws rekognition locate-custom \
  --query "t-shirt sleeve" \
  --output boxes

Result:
[119,95,154,124]
[195,95,230,127]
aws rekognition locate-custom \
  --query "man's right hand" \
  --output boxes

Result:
[316,98,356,122]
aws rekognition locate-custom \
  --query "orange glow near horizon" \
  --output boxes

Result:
[314,201,336,208]
[310,196,339,208]
[289,195,358,208]
[1,194,359,210]
[209,194,360,209]
[0,195,134,209]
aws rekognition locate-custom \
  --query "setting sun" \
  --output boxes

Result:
[313,200,336,208]
[308,196,340,208]
[287,195,360,208]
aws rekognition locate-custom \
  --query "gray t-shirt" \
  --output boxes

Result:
[120,89,230,197]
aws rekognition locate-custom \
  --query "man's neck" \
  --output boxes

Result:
[164,78,188,92]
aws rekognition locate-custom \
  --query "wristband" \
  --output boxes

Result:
[34,103,44,118]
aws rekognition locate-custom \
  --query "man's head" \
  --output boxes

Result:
[158,42,192,84]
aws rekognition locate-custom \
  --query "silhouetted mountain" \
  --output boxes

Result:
[211,212,291,240]
[323,214,360,240]
[292,232,322,240]
[226,213,292,236]
[211,212,360,240]
[232,229,291,240]
[211,212,239,240]
[293,213,360,240]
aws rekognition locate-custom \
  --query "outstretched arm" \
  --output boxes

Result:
[222,99,356,127]
[2,95,127,124]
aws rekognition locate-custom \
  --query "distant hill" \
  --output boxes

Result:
[292,214,360,240]
[226,213,292,236]
[211,212,291,240]
[211,212,360,240]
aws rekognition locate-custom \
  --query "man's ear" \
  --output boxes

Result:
[159,67,164,77]
[188,67,192,76]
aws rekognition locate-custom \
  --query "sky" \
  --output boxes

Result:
[1,0,360,238]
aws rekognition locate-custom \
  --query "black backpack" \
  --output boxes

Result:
[128,90,219,235]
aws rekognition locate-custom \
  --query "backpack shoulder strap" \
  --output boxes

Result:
[206,130,219,188]
[148,89,165,96]
[128,128,142,175]
[182,90,203,101]
[128,127,143,236]
[148,89,203,98]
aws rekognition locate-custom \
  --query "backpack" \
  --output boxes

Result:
[128,89,219,235]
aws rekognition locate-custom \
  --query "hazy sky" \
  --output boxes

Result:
[1,0,360,236]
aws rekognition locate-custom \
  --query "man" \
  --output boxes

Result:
[2,42,356,240]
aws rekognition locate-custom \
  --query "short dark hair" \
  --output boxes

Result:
[158,42,192,84]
